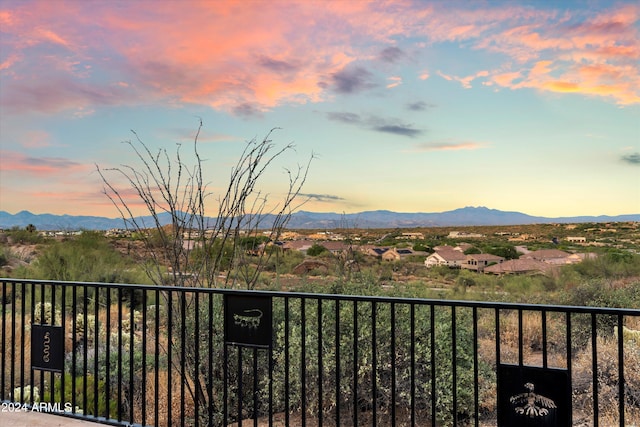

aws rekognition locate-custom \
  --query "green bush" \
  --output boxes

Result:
[270,291,492,426]
[44,373,116,417]
[14,231,140,283]
[307,243,328,257]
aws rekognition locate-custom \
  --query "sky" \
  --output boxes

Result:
[0,0,639,219]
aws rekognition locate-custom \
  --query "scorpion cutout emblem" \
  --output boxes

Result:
[510,382,557,418]
[233,309,263,329]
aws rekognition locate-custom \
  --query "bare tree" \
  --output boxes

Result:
[96,119,312,289]
[94,120,313,424]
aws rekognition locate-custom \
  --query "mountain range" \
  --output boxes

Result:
[1,207,638,231]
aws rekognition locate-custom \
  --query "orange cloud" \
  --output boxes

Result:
[2,0,638,116]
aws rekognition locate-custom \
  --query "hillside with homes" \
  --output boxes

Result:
[2,221,637,303]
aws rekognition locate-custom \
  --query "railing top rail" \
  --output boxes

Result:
[2,277,640,316]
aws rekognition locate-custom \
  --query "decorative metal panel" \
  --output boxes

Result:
[31,324,64,373]
[498,364,570,426]
[224,294,272,347]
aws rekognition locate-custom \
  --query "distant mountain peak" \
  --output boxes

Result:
[0,208,638,231]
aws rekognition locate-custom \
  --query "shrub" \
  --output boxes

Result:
[270,295,492,426]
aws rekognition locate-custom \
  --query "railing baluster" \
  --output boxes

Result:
[10,279,16,402]
[194,292,200,427]
[237,346,243,426]
[372,300,377,427]
[317,299,323,427]
[517,309,523,366]
[566,311,572,426]
[60,285,66,410]
[71,284,77,414]
[335,299,340,427]
[93,286,100,418]
[591,313,599,427]
[167,290,173,427]
[19,282,25,404]
[207,293,213,427]
[391,302,396,427]
[129,289,135,424]
[106,287,111,420]
[494,308,501,422]
[353,300,359,427]
[452,306,457,426]
[617,315,625,427]
[284,297,290,427]
[155,288,160,427]
[30,282,35,407]
[39,283,45,405]
[50,283,55,406]
[0,280,5,402]
[300,298,306,427]
[542,309,548,369]
[473,306,479,427]
[117,287,123,422]
[410,303,415,427]
[180,292,186,427]
[253,346,258,427]
[430,304,435,427]
[141,289,147,427]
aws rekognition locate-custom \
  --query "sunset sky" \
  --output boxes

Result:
[1,0,638,219]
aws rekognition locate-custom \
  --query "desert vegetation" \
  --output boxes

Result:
[1,227,639,425]
[1,123,638,425]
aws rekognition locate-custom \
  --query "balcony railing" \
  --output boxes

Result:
[1,278,639,426]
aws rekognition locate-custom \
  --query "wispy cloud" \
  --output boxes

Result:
[256,55,300,73]
[386,76,402,89]
[326,112,424,138]
[373,124,422,138]
[406,101,434,111]
[300,193,345,202]
[379,46,405,63]
[621,152,640,165]
[326,112,362,124]
[21,131,53,149]
[411,140,486,152]
[437,70,490,89]
[0,151,90,176]
[330,66,376,94]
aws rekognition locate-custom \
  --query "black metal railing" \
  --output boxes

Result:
[1,278,639,426]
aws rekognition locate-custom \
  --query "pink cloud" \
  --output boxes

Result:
[411,140,486,152]
[386,76,402,89]
[0,151,90,176]
[1,0,638,116]
[21,131,52,149]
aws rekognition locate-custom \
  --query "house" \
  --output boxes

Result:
[454,243,473,253]
[319,241,349,255]
[360,246,390,258]
[448,231,484,238]
[424,249,467,268]
[521,249,572,265]
[382,247,415,261]
[484,259,554,275]
[566,252,598,263]
[462,254,504,272]
[396,232,424,240]
[566,236,587,243]
[281,240,314,252]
